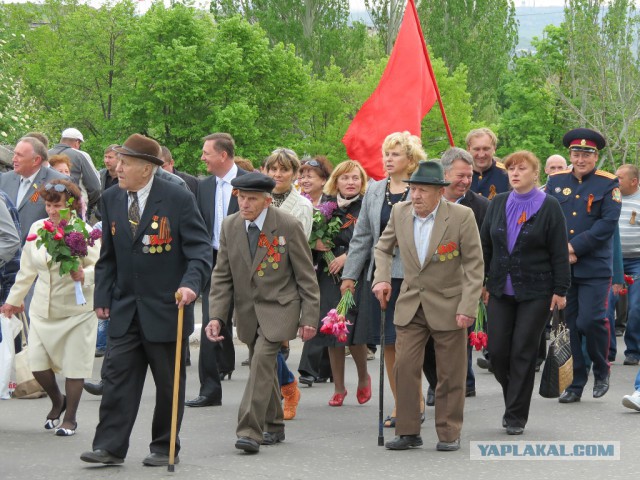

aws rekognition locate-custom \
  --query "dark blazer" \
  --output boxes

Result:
[481,192,571,301]
[0,168,67,244]
[459,190,489,232]
[94,177,212,342]
[173,169,198,196]
[196,168,247,241]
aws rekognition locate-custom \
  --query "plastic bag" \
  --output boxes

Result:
[0,314,22,399]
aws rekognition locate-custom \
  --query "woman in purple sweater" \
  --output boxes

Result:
[481,151,571,435]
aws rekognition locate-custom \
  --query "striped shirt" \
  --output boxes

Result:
[619,189,640,258]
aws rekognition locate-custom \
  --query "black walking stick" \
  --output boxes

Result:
[378,307,386,446]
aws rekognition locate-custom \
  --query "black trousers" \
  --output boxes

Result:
[197,248,235,399]
[487,294,550,428]
[298,339,332,379]
[92,314,187,459]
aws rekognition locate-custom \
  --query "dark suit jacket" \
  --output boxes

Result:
[94,177,212,343]
[173,169,198,196]
[196,168,247,243]
[0,168,67,244]
[459,190,489,232]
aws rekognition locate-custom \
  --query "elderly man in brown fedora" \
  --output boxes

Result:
[80,134,212,467]
[372,160,484,452]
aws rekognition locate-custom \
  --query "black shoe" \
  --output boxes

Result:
[235,436,260,453]
[615,328,625,337]
[465,388,476,398]
[502,416,507,428]
[83,381,104,396]
[436,438,460,451]
[220,371,233,380]
[593,374,610,398]
[142,452,178,466]
[80,449,124,465]
[476,357,493,372]
[385,435,423,450]
[262,431,285,445]
[624,356,639,366]
[185,395,221,407]
[299,375,315,387]
[506,426,524,435]
[558,390,581,403]
[241,358,250,366]
[315,377,332,383]
[95,348,106,358]
[280,346,290,361]
[426,387,435,406]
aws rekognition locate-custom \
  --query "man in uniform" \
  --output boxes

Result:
[205,172,319,454]
[80,134,211,466]
[546,128,621,403]
[467,128,509,200]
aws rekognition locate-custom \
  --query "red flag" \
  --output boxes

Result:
[342,0,437,180]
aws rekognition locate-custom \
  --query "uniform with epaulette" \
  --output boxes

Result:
[545,128,621,403]
[471,159,510,200]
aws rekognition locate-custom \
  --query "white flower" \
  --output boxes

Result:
[1,131,8,137]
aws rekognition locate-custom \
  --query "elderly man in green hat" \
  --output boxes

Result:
[372,160,484,452]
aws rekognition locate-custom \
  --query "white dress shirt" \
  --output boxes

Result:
[127,175,154,217]
[413,203,439,266]
[213,163,238,249]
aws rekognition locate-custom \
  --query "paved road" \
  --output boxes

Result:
[1,337,638,480]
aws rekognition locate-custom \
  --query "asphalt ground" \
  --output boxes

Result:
[1,334,639,480]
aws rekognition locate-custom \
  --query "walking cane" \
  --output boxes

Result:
[168,291,184,472]
[378,307,386,447]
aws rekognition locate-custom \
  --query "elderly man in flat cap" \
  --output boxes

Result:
[205,171,320,454]
[373,161,484,452]
[545,128,621,403]
[80,134,211,466]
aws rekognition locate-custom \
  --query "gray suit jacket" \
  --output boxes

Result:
[0,168,67,244]
[342,178,404,282]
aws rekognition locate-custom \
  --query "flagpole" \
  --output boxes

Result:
[408,0,455,147]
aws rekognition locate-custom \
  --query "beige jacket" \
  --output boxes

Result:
[6,219,100,317]
[373,199,484,331]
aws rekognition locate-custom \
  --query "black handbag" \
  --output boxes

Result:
[539,306,573,398]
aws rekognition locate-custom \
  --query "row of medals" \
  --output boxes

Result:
[433,250,460,262]
[257,246,286,276]
[141,221,171,254]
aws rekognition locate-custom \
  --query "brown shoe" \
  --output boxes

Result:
[281,378,301,420]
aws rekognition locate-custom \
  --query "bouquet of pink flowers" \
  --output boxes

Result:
[320,288,356,343]
[469,299,488,351]
[307,200,342,282]
[26,204,101,305]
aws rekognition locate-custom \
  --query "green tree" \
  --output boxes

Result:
[417,0,518,122]
[364,0,404,54]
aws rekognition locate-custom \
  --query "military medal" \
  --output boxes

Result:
[562,188,571,195]
[555,187,561,193]
[258,270,265,277]
[453,250,459,257]
[439,255,446,262]
[165,244,171,251]
[151,215,159,230]
[447,253,453,259]
[156,245,163,253]
[142,246,150,253]
[272,263,279,270]
[150,246,156,254]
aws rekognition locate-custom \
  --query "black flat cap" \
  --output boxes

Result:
[563,128,606,152]
[231,171,276,192]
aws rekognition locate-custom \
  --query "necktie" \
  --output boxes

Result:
[214,178,225,248]
[247,223,260,259]
[16,178,31,205]
[128,192,141,235]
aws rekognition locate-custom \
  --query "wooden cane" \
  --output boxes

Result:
[168,291,184,472]
[378,307,386,447]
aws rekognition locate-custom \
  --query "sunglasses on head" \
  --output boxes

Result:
[305,160,321,168]
[45,183,73,196]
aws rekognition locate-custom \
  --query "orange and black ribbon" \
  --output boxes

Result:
[341,213,357,230]
[517,212,527,225]
[488,185,497,200]
[587,194,594,214]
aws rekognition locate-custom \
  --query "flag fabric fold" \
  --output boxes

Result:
[342,0,437,180]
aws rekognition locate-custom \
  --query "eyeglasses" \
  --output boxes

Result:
[305,160,321,168]
[45,183,73,196]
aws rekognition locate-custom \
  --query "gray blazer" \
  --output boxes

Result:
[342,178,405,282]
[0,167,67,244]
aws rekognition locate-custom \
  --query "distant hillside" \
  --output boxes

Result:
[349,6,566,52]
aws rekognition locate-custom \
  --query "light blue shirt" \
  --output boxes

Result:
[413,204,439,266]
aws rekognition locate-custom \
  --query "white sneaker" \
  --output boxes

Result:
[622,390,640,411]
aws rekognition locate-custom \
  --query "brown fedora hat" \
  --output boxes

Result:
[113,134,163,166]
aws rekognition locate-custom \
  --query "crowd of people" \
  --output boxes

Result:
[0,124,639,464]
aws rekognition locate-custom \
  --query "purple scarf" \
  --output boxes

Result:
[504,188,546,295]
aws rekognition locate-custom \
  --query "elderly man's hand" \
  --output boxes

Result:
[95,307,110,319]
[298,325,317,342]
[205,319,225,343]
[176,287,197,308]
[372,282,392,310]
[456,314,475,329]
